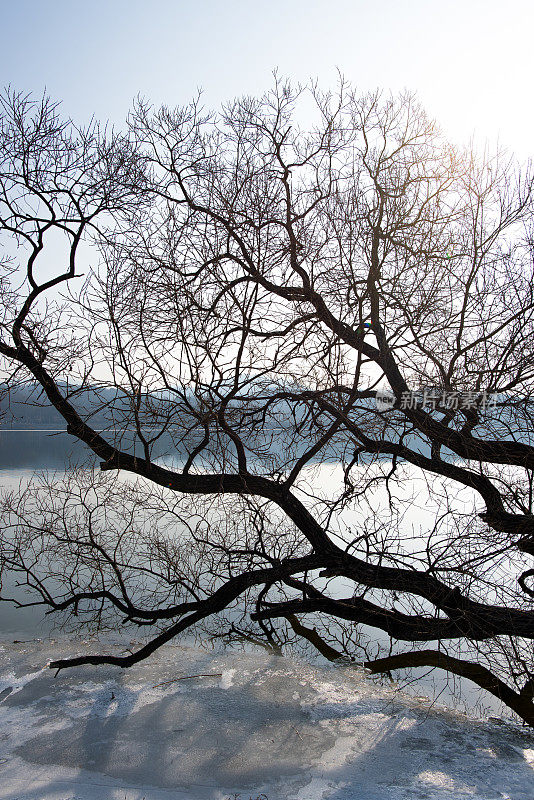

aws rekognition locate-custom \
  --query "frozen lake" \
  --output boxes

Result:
[0,636,533,800]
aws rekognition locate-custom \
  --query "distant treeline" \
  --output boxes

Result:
[0,384,124,429]
[0,383,532,472]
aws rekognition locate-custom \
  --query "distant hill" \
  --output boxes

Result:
[1,383,532,469]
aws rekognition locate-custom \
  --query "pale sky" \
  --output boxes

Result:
[1,0,533,161]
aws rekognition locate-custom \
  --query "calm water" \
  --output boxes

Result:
[0,432,512,720]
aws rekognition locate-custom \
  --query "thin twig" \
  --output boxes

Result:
[152,672,223,688]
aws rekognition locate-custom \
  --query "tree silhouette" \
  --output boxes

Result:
[1,79,534,725]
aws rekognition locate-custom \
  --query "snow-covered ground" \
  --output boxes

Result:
[0,636,533,800]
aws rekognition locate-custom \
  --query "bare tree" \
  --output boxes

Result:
[1,78,534,725]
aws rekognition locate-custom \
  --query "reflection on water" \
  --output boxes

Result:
[0,434,512,722]
[0,432,98,638]
[0,429,181,470]
[0,430,94,470]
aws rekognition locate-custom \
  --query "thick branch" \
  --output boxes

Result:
[364,649,534,727]
[251,594,534,641]
[47,554,324,671]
